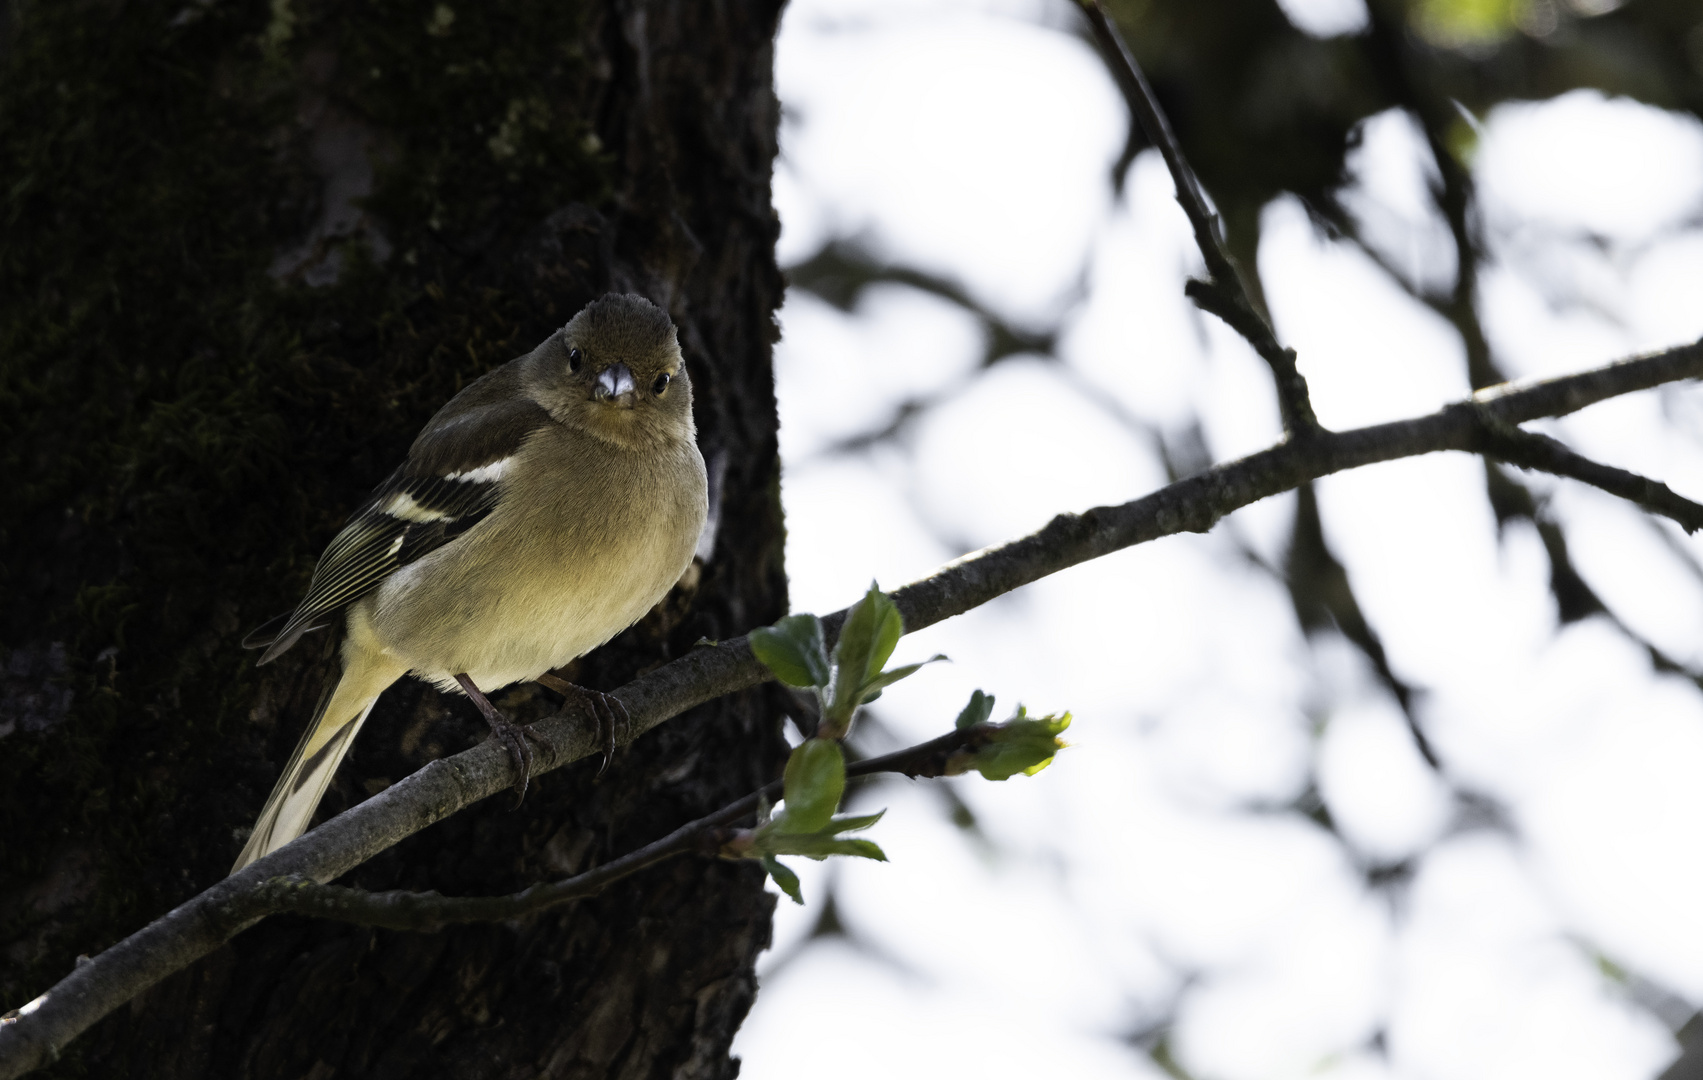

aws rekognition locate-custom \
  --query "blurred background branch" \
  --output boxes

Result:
[757,0,1703,1076]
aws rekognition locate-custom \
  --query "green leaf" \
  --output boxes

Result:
[822,809,885,833]
[954,689,996,731]
[737,809,889,863]
[831,584,903,712]
[770,834,889,862]
[779,738,845,833]
[954,708,1072,781]
[859,655,948,699]
[749,614,831,688]
[867,597,903,680]
[762,856,804,904]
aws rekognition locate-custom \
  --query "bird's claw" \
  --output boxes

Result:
[583,689,627,779]
[486,714,554,804]
[455,672,552,804]
[535,673,625,778]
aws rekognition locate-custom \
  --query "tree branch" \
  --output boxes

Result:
[1471,409,1703,533]
[1362,3,1505,392]
[2,339,1700,1078]
[1076,0,1322,439]
[247,727,990,932]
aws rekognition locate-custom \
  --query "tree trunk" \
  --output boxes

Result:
[0,1,789,1076]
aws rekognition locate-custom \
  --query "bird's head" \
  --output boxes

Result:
[530,293,695,448]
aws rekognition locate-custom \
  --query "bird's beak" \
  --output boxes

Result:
[591,363,638,407]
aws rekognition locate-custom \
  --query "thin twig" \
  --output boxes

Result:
[252,727,988,932]
[1076,0,1322,438]
[2,340,1700,1079]
[1362,5,1504,392]
[1471,409,1703,533]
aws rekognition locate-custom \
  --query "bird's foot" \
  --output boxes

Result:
[454,673,553,803]
[535,672,626,778]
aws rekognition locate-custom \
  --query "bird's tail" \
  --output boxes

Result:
[231,652,404,874]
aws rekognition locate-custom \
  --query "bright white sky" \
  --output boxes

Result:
[735,1,1703,1078]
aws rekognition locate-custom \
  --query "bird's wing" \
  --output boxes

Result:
[253,390,552,665]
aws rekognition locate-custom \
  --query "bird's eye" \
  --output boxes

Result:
[567,347,583,372]
[652,372,672,396]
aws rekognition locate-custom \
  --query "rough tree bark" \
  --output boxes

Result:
[0,2,790,1077]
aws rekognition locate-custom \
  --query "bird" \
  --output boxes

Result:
[231,292,708,874]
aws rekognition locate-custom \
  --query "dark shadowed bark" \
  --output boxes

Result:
[0,1,790,1076]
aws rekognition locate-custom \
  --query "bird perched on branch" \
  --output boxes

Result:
[232,293,708,873]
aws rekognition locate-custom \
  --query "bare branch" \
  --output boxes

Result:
[1361,5,1505,392]
[1472,410,1703,533]
[786,240,1058,364]
[2,339,1699,1078]
[1285,483,1439,770]
[1076,0,1322,439]
[886,344,1703,634]
[249,727,989,932]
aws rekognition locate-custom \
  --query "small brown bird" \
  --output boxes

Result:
[232,293,707,873]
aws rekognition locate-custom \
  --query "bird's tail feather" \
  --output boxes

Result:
[231,660,395,874]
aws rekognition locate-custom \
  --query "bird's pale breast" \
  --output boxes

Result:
[365,422,707,691]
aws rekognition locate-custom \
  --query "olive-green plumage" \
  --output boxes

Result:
[232,293,707,873]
